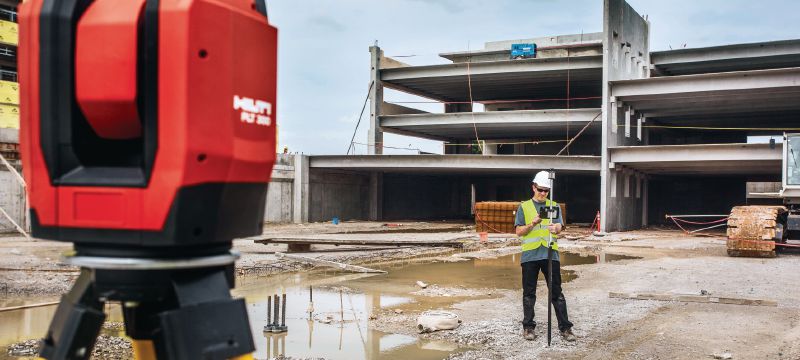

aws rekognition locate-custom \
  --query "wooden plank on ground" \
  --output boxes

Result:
[252,233,472,248]
[609,292,777,307]
[0,301,60,313]
[275,252,387,274]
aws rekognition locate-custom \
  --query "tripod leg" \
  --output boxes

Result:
[39,268,106,360]
[152,266,255,360]
[132,340,157,360]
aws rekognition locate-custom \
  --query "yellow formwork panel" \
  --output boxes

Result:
[0,81,19,105]
[0,104,19,129]
[0,20,17,46]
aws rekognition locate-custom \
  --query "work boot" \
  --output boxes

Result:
[560,328,577,342]
[523,328,537,341]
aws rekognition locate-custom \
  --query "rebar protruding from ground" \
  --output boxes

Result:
[264,295,274,332]
[273,294,279,326]
[339,289,344,322]
[265,292,289,333]
[268,296,272,324]
[307,286,315,318]
[281,293,287,327]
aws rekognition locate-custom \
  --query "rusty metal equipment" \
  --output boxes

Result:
[726,133,800,257]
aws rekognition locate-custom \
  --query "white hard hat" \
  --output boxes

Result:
[532,171,552,189]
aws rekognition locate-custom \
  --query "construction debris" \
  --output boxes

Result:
[711,352,734,360]
[416,280,428,289]
[417,310,461,333]
[609,292,777,307]
[275,252,387,274]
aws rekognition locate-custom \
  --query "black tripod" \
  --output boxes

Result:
[39,252,255,360]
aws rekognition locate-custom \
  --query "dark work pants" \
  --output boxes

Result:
[521,258,573,332]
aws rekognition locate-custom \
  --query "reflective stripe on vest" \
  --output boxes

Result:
[519,199,558,251]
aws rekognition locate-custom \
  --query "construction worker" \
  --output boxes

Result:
[514,170,576,342]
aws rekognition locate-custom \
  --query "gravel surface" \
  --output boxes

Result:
[4,225,800,359]
[368,240,800,359]
[6,335,131,359]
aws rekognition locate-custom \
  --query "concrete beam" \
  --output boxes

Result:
[381,55,602,81]
[380,126,451,142]
[381,102,428,116]
[309,154,601,174]
[652,40,800,64]
[609,143,781,175]
[612,68,800,118]
[651,39,800,75]
[611,67,800,99]
[379,108,601,139]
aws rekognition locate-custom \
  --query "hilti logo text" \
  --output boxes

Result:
[234,95,272,126]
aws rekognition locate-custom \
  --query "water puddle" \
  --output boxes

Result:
[1,251,639,359]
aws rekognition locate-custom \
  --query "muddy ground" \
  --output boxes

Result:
[0,221,482,297]
[2,222,800,359]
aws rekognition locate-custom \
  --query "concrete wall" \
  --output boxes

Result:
[378,173,599,223]
[600,0,650,231]
[264,154,296,223]
[444,135,601,156]
[484,99,601,111]
[308,169,370,222]
[382,174,471,220]
[648,176,745,224]
[648,130,745,145]
[0,168,25,233]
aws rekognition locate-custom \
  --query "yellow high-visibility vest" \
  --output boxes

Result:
[519,199,559,252]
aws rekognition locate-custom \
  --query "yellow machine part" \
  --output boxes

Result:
[130,339,254,359]
[726,205,786,258]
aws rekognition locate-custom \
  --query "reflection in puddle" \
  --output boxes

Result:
[1,251,639,359]
[240,274,462,360]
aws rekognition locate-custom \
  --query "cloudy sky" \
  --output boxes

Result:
[267,0,800,155]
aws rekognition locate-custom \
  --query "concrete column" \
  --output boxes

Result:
[481,141,497,155]
[642,116,649,145]
[625,106,632,138]
[642,177,649,226]
[368,172,383,221]
[292,155,309,223]
[636,114,643,141]
[600,0,650,232]
[368,46,384,155]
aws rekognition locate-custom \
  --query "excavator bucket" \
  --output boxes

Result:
[726,206,787,257]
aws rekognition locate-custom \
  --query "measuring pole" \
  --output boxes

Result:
[546,169,555,347]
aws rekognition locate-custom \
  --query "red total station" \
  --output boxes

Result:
[19,0,278,256]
